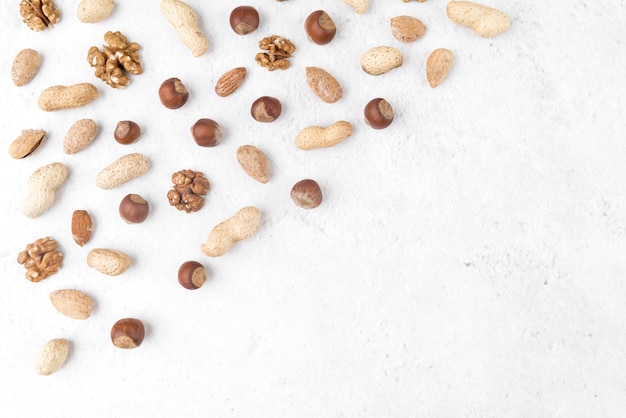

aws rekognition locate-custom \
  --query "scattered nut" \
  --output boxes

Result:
[305,67,343,103]
[291,179,323,209]
[87,31,143,89]
[255,35,295,71]
[446,1,510,38]
[236,145,269,184]
[360,46,403,75]
[9,129,46,159]
[111,318,145,349]
[364,98,394,129]
[294,121,354,150]
[191,119,222,147]
[215,67,247,97]
[178,261,206,290]
[161,0,209,57]
[87,248,131,276]
[17,237,63,282]
[95,153,150,190]
[167,169,210,213]
[426,48,454,88]
[119,194,149,224]
[49,289,93,320]
[341,0,368,15]
[72,210,93,247]
[229,5,259,35]
[35,339,69,376]
[38,83,99,112]
[63,119,98,154]
[390,16,426,42]
[304,10,336,45]
[159,77,189,109]
[20,0,60,31]
[22,162,68,218]
[114,120,142,145]
[251,96,282,122]
[77,0,115,23]
[201,206,261,257]
[12,48,41,86]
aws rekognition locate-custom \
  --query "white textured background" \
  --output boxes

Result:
[1,0,625,417]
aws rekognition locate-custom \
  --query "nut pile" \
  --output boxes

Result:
[167,170,211,213]
[87,31,143,88]
[255,35,296,71]
[17,237,63,282]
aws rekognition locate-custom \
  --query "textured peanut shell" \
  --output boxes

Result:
[12,48,41,86]
[161,0,209,57]
[426,48,454,88]
[49,289,93,320]
[35,339,69,376]
[77,0,115,23]
[305,67,343,103]
[201,206,261,257]
[9,129,46,159]
[22,162,68,218]
[446,1,510,38]
[294,121,354,150]
[342,0,368,14]
[87,249,131,276]
[95,153,149,189]
[38,83,99,111]
[63,119,98,154]
[360,46,403,75]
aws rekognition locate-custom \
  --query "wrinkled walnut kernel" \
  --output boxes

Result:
[255,35,295,71]
[168,170,210,213]
[17,237,63,282]
[88,31,143,89]
[20,0,60,31]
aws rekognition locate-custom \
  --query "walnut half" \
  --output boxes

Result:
[20,0,60,31]
[17,237,63,282]
[167,170,211,213]
[88,31,143,89]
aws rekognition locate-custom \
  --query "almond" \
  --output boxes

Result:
[12,48,41,86]
[49,289,93,320]
[35,338,69,376]
[391,16,427,43]
[360,46,403,75]
[305,67,343,103]
[63,119,99,154]
[215,67,247,97]
[72,210,93,247]
[236,145,269,183]
[9,129,46,159]
[426,48,454,88]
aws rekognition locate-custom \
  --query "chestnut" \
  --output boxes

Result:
[178,261,207,290]
[119,194,149,224]
[364,98,394,129]
[251,96,282,122]
[304,10,336,45]
[114,120,142,145]
[110,318,145,349]
[159,77,189,109]
[290,179,322,209]
[229,5,260,35]
[191,118,222,147]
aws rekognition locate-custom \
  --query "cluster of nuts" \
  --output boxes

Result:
[17,237,63,282]
[87,31,143,89]
[167,170,211,213]
[255,35,296,71]
[20,0,60,31]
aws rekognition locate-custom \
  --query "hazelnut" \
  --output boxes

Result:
[191,118,222,147]
[229,6,260,35]
[159,77,189,109]
[119,194,149,224]
[364,98,394,129]
[290,179,322,209]
[304,10,336,45]
[251,96,282,123]
[178,261,207,290]
[110,318,145,349]
[114,120,142,145]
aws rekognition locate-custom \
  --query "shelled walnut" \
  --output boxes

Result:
[20,0,60,31]
[88,31,143,89]
[17,237,63,282]
[167,170,210,213]
[255,35,295,71]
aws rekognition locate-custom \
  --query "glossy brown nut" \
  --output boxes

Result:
[114,121,142,145]
[304,10,336,45]
[251,96,282,123]
[191,118,222,147]
[159,77,189,109]
[119,194,149,224]
[111,318,145,349]
[291,179,322,209]
[229,6,260,35]
[178,261,207,290]
[364,98,394,129]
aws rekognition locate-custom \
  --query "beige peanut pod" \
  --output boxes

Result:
[294,121,354,150]
[201,206,261,257]
[35,338,70,376]
[12,48,41,86]
[161,0,209,57]
[49,289,93,320]
[63,119,99,154]
[77,0,115,23]
[446,1,510,38]
[22,162,68,218]
[87,248,131,275]
[360,46,403,75]
[38,83,99,112]
[95,153,149,189]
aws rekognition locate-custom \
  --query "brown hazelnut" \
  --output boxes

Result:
[178,261,206,290]
[159,77,189,109]
[304,10,336,45]
[191,118,222,147]
[251,96,282,123]
[229,6,260,35]
[291,179,322,209]
[364,98,394,129]
[110,318,145,349]
[119,194,149,224]
[114,120,142,145]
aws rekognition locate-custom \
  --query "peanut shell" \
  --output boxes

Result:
[201,206,261,257]
[22,162,68,218]
[95,153,149,189]
[87,248,131,276]
[360,46,403,75]
[38,83,99,111]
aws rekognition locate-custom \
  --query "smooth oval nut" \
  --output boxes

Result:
[201,206,261,257]
[9,129,46,159]
[294,121,354,150]
[305,67,343,103]
[22,162,68,218]
[35,338,69,376]
[87,248,131,275]
[49,289,93,320]
[12,48,41,86]
[72,210,93,247]
[391,16,427,43]
[360,46,403,75]
[215,67,247,97]
[426,48,454,88]
[161,0,209,57]
[236,145,269,183]
[38,83,99,112]
[446,1,510,38]
[77,0,115,23]
[63,119,98,154]
[95,153,149,190]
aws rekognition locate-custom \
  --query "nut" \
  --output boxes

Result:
[88,31,143,89]
[114,120,142,145]
[22,162,68,218]
[168,169,210,213]
[251,96,282,123]
[87,248,131,276]
[426,48,454,88]
[159,77,189,109]
[77,0,115,23]
[38,83,99,112]
[20,0,60,31]
[229,6,259,35]
[111,318,145,349]
[255,35,295,71]
[178,261,207,290]
[294,121,354,150]
[446,1,510,38]
[390,16,427,43]
[12,48,41,86]
[161,0,209,57]
[63,119,99,154]
[95,153,150,190]
[305,67,343,103]
[191,119,222,147]
[34,339,69,376]
[215,67,247,97]
[119,194,149,224]
[71,210,93,247]
[364,98,394,129]
[17,237,63,282]
[291,179,323,209]
[201,206,261,257]
[49,289,93,320]
[304,10,336,45]
[341,0,368,14]
[9,129,46,159]
[236,145,269,184]
[360,46,403,75]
